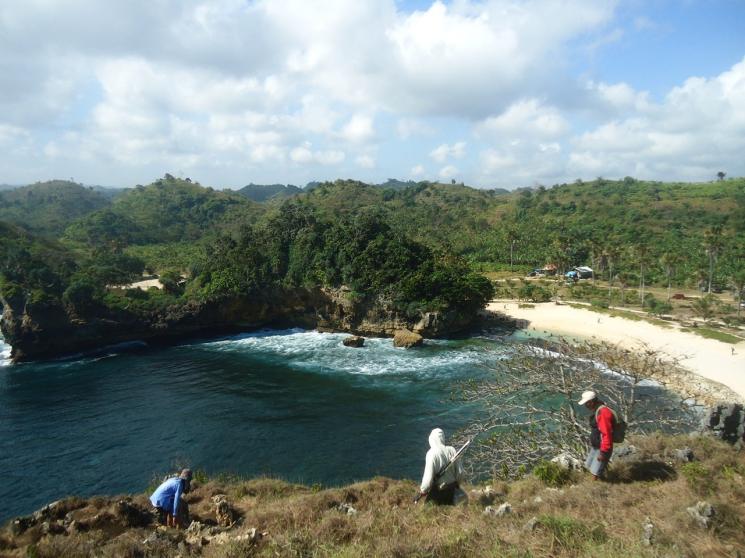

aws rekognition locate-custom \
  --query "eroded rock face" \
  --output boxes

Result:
[687,501,715,529]
[343,336,365,348]
[704,403,745,446]
[2,285,482,362]
[0,287,477,361]
[393,329,423,348]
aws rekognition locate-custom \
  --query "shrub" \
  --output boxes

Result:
[590,298,609,309]
[532,461,574,487]
[681,462,714,494]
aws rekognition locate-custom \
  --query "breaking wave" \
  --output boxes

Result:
[0,337,10,367]
[195,328,500,379]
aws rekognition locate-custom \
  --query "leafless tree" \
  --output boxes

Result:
[455,338,697,479]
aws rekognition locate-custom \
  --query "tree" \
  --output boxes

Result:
[730,268,745,318]
[505,225,520,272]
[717,171,726,181]
[660,252,681,302]
[632,240,651,307]
[703,225,724,294]
[457,339,695,478]
[691,295,718,321]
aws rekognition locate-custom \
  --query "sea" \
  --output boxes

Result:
[0,328,687,523]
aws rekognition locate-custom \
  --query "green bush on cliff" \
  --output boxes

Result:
[194,202,494,314]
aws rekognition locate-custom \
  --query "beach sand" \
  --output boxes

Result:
[488,301,745,401]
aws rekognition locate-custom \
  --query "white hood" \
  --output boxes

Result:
[429,428,445,450]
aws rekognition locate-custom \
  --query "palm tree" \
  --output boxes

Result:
[603,243,621,301]
[506,225,520,272]
[633,241,651,307]
[660,252,681,302]
[730,268,745,319]
[703,225,724,294]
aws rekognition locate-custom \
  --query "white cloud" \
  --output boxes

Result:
[439,164,458,180]
[355,154,375,168]
[290,142,345,165]
[429,141,466,163]
[568,57,745,181]
[1,1,743,188]
[341,114,375,143]
[477,99,568,139]
[397,118,433,139]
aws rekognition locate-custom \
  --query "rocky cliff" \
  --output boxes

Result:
[0,286,482,362]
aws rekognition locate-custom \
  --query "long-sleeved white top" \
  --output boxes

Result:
[420,428,464,492]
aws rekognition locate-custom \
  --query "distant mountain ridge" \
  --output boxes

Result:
[0,181,111,236]
[237,183,303,202]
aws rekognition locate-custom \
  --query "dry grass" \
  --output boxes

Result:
[4,435,745,558]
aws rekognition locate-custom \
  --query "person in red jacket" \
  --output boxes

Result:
[578,390,614,480]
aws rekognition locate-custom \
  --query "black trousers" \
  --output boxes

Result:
[427,482,459,505]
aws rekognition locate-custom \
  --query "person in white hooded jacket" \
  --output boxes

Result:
[418,427,464,505]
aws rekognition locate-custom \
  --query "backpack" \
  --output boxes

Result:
[596,405,627,443]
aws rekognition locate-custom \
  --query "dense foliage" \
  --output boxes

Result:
[192,202,494,314]
[0,181,110,236]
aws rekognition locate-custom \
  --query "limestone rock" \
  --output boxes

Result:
[211,495,237,527]
[337,503,358,515]
[393,329,423,348]
[551,452,583,470]
[673,447,695,462]
[641,517,654,546]
[687,501,715,529]
[703,403,745,446]
[343,335,365,348]
[524,516,539,532]
[484,502,512,517]
[470,486,500,506]
[612,445,639,462]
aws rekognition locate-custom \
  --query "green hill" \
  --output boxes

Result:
[236,183,303,202]
[65,175,266,248]
[0,181,111,236]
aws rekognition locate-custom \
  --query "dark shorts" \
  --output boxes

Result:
[153,499,189,525]
[427,482,459,505]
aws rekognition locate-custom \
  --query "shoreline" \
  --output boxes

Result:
[489,301,745,404]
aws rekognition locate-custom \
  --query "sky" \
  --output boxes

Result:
[1,0,744,190]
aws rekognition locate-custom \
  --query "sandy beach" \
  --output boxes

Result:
[488,301,745,402]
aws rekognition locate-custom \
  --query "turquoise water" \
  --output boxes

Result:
[0,330,503,523]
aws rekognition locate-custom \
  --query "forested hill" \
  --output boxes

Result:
[237,183,303,202]
[64,175,265,247]
[0,181,111,236]
[3,174,743,289]
[292,177,743,286]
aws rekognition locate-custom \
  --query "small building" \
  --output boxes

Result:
[541,263,558,276]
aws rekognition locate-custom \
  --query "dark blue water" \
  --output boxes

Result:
[0,330,501,523]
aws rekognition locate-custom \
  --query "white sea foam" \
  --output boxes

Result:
[198,329,495,377]
[0,337,11,367]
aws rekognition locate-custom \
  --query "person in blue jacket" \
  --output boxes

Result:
[150,468,192,528]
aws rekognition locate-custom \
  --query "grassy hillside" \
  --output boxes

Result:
[0,181,111,236]
[3,434,743,557]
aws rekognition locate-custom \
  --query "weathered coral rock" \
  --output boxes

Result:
[343,336,365,347]
[393,329,423,348]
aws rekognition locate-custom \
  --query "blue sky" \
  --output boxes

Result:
[1,0,744,189]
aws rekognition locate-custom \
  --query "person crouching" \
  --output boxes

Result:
[418,428,463,505]
[150,468,192,528]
